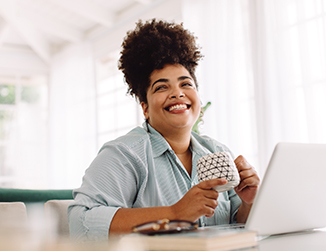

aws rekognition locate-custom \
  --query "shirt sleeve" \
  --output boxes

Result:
[68,142,147,241]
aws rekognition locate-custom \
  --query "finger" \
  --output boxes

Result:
[205,208,216,218]
[203,200,219,217]
[234,155,252,171]
[198,179,227,190]
[204,197,219,209]
[234,155,246,165]
[239,175,260,188]
[204,208,215,218]
[238,169,256,180]
[236,184,259,195]
[203,189,219,200]
[191,196,218,218]
[236,176,260,191]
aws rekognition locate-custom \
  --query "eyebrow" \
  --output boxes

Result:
[151,76,193,90]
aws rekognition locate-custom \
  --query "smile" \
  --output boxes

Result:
[165,104,190,112]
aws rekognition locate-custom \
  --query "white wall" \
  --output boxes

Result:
[0,48,48,75]
[92,0,183,59]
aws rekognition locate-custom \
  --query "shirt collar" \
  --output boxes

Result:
[189,133,214,181]
[190,132,212,160]
[142,122,172,158]
[143,122,212,160]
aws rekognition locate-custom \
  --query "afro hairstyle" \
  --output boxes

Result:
[118,19,203,104]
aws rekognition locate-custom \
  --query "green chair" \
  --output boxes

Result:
[0,188,73,203]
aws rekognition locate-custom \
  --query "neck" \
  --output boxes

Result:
[163,130,193,176]
[161,128,192,154]
[151,125,193,176]
[146,121,193,153]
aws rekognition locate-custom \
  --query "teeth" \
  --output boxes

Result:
[168,104,187,111]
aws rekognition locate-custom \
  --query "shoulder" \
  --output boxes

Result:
[97,127,152,165]
[88,126,151,177]
[100,126,150,151]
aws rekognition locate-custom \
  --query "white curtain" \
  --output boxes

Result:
[49,42,97,189]
[182,0,326,175]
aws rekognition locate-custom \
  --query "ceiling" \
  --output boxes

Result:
[0,0,162,65]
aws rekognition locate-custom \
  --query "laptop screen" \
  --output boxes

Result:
[245,142,326,236]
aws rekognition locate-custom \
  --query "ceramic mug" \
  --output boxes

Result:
[197,152,240,192]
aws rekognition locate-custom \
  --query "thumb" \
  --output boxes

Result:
[197,179,228,190]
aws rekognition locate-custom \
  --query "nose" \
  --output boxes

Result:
[169,87,185,99]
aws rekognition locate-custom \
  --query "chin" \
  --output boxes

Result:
[170,122,194,130]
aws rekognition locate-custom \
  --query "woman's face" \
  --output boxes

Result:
[141,64,201,136]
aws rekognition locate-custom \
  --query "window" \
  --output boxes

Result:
[277,0,326,142]
[182,0,259,169]
[95,51,143,149]
[0,75,48,188]
[182,0,326,173]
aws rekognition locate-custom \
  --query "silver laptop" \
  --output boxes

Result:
[245,142,326,236]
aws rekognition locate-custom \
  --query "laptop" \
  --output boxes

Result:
[244,142,326,236]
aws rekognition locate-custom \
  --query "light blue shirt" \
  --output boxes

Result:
[68,123,241,241]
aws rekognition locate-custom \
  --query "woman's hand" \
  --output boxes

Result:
[234,155,260,205]
[171,179,227,222]
[110,179,229,234]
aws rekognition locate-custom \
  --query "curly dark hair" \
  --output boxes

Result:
[118,19,203,104]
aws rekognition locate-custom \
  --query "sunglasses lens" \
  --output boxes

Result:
[133,220,197,235]
[135,222,158,232]
[167,222,193,230]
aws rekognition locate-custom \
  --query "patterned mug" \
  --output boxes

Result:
[197,152,240,192]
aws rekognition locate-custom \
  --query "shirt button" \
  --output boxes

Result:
[202,223,206,227]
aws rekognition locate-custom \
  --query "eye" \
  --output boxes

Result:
[181,82,194,88]
[154,85,167,92]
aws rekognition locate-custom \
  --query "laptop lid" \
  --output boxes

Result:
[245,142,326,236]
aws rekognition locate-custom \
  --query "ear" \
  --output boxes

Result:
[141,102,149,120]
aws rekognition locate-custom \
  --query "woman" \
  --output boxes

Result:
[68,19,260,241]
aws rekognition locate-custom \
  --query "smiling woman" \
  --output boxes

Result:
[141,64,201,141]
[68,19,260,241]
[141,64,201,176]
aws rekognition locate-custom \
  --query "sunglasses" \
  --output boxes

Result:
[132,219,198,235]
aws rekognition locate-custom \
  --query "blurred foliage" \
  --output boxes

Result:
[0,85,15,104]
[192,101,211,134]
[0,84,40,105]
[0,84,39,141]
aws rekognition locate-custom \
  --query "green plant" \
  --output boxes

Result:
[192,101,211,134]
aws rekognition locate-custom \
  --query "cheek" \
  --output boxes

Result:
[149,95,165,108]
[191,93,201,115]
[145,96,162,118]
[195,103,201,118]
